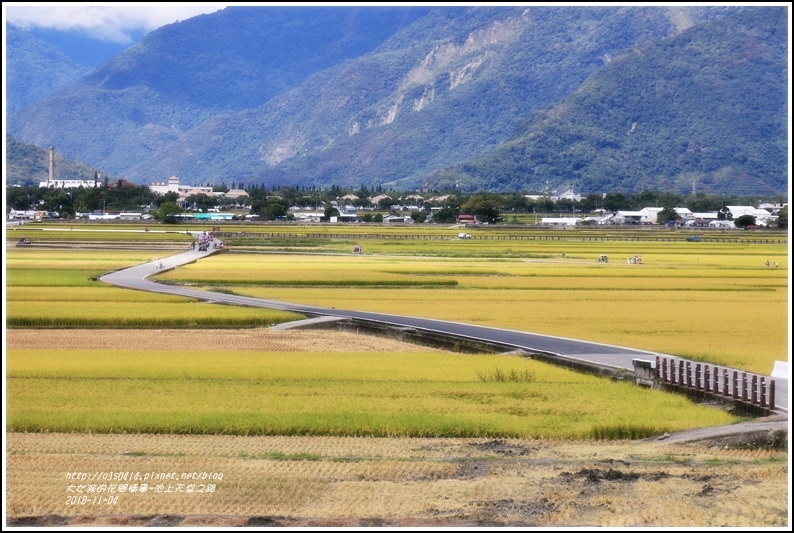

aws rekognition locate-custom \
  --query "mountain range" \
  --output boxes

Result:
[5,5,788,196]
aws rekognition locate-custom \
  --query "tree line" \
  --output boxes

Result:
[5,182,786,229]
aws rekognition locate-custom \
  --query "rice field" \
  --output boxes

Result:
[4,249,302,328]
[6,330,737,439]
[7,224,194,242]
[3,227,788,526]
[155,241,789,375]
[3,231,787,436]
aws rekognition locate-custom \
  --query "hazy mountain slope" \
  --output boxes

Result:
[7,6,432,177]
[128,6,705,188]
[5,24,92,116]
[16,25,146,68]
[423,6,788,196]
[5,135,115,186]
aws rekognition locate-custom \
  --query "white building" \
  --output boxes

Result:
[758,202,786,214]
[636,207,694,224]
[611,211,644,224]
[39,179,99,188]
[149,176,181,195]
[726,206,775,223]
[541,217,578,226]
[638,207,663,223]
[685,212,719,227]
[151,176,248,203]
[337,205,359,222]
[8,210,46,220]
[709,220,735,229]
[383,215,413,223]
[293,211,324,222]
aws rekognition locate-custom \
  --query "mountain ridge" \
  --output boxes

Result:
[425,6,789,196]
[6,5,787,196]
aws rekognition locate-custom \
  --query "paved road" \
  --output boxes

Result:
[100,246,788,413]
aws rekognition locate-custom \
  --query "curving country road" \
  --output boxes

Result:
[100,245,788,413]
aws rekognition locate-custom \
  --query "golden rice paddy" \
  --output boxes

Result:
[4,229,789,526]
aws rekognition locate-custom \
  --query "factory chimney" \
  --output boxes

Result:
[48,146,55,185]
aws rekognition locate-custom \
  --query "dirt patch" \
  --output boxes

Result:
[562,467,647,483]
[470,438,533,456]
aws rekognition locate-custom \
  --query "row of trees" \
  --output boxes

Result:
[5,182,787,229]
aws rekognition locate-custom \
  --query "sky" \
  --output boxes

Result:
[9,3,778,45]
[3,3,232,43]
[2,2,627,43]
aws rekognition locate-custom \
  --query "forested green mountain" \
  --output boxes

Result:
[6,5,787,196]
[425,7,788,196]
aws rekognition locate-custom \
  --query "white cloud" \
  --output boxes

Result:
[4,3,231,43]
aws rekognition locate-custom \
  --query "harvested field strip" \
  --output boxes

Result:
[171,279,459,287]
[7,227,194,242]
[4,329,441,353]
[6,432,788,526]
[6,301,302,328]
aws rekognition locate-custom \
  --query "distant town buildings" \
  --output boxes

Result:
[149,176,182,195]
[149,176,248,203]
[39,179,100,188]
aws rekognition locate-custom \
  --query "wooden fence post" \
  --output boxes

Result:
[723,369,730,396]
[769,381,775,410]
[695,364,702,390]
[732,371,739,399]
[760,377,766,408]
[741,373,748,401]
[751,375,758,405]
[704,365,711,392]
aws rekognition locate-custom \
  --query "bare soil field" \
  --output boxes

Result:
[5,330,790,527]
